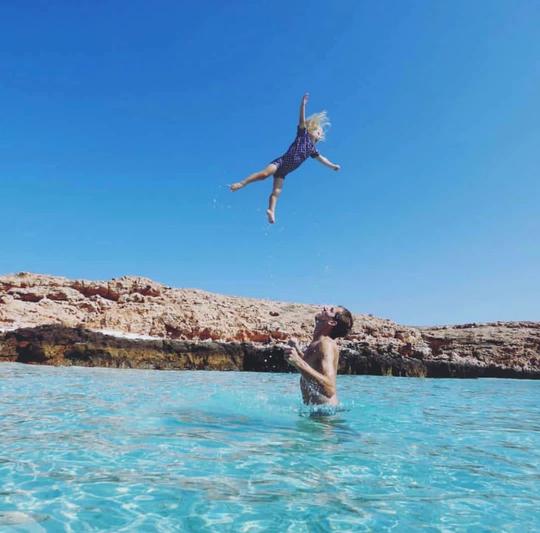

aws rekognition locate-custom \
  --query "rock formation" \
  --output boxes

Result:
[1,273,538,378]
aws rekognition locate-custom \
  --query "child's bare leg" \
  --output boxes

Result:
[230,164,277,191]
[267,177,284,224]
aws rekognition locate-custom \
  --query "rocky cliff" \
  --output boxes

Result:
[1,273,538,378]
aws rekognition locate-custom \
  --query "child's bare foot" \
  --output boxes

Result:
[266,209,275,224]
[230,182,244,191]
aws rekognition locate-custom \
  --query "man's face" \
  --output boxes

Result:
[315,306,340,325]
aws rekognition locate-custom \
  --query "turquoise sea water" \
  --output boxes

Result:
[1,363,539,532]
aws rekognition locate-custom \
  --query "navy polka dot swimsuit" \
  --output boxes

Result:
[270,126,320,179]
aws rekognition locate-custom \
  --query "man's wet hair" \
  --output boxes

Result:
[329,306,353,339]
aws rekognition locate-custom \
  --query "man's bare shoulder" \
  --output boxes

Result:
[306,337,338,360]
[319,336,337,348]
[318,336,339,357]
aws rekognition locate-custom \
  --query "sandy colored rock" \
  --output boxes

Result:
[1,272,539,378]
[420,322,540,376]
[0,272,419,345]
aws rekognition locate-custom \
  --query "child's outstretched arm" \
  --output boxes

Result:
[315,154,341,171]
[298,93,308,128]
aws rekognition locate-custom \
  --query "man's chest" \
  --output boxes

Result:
[303,346,323,371]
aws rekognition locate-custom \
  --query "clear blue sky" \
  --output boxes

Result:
[1,1,538,325]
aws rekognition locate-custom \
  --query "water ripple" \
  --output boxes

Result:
[1,364,539,531]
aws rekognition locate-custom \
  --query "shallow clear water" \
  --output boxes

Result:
[0,363,539,532]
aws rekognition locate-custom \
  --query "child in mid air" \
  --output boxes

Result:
[230,93,341,224]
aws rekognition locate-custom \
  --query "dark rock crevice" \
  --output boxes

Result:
[2,324,538,378]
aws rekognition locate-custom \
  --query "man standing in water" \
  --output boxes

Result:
[284,306,353,405]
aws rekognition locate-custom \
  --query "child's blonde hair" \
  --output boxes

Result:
[305,111,331,141]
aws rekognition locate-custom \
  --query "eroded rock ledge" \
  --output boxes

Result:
[0,273,539,378]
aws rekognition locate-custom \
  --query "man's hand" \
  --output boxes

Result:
[284,346,303,368]
[287,338,303,353]
[302,92,309,104]
[284,338,304,368]
[333,164,341,171]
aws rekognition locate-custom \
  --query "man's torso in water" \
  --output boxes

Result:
[300,339,339,405]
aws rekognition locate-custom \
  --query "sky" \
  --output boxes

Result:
[1,0,539,326]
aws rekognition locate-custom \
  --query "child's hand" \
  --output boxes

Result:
[333,164,341,171]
